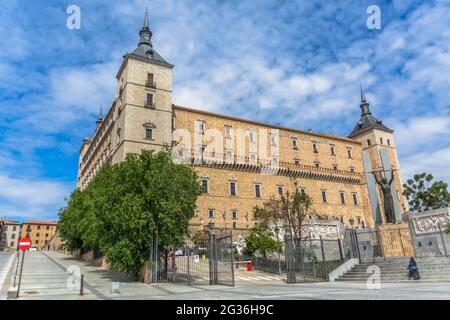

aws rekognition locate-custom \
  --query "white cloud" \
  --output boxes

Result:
[0,174,71,219]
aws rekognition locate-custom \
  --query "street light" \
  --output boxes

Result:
[349,217,355,229]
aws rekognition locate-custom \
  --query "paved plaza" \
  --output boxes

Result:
[1,251,450,300]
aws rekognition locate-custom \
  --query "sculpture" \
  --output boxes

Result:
[371,169,396,223]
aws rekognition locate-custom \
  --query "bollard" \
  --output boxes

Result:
[80,274,84,296]
[247,261,252,272]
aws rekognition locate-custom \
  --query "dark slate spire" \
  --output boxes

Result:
[349,87,393,137]
[139,9,152,47]
[126,10,173,68]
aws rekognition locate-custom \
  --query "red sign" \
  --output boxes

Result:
[18,237,32,251]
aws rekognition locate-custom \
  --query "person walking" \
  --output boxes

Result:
[407,257,420,280]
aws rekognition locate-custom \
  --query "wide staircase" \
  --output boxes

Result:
[336,257,450,282]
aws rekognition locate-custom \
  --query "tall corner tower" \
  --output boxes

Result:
[112,10,174,163]
[349,88,408,225]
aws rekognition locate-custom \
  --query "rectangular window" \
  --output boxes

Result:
[11,234,15,239]
[226,149,233,162]
[300,188,306,195]
[232,210,237,220]
[367,139,371,146]
[294,159,300,165]
[45,233,49,238]
[340,216,344,223]
[349,166,355,173]
[380,137,383,144]
[229,181,237,196]
[330,145,336,156]
[197,120,205,134]
[201,179,208,194]
[145,128,153,140]
[352,192,358,205]
[333,164,338,170]
[312,142,318,153]
[36,233,40,237]
[208,209,215,218]
[146,93,154,107]
[347,147,353,159]
[314,162,320,168]
[277,186,283,195]
[250,153,257,164]
[35,240,39,244]
[321,190,327,203]
[387,139,391,146]
[254,184,261,198]
[272,156,279,166]
[249,130,256,143]
[147,73,154,86]
[339,191,346,204]
[37,226,41,230]
[271,134,277,146]
[292,138,298,149]
[225,125,232,139]
[232,222,237,229]
[357,216,361,224]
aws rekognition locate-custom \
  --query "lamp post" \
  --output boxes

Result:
[274,226,281,275]
[349,217,355,229]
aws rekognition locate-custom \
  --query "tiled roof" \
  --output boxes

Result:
[23,220,58,225]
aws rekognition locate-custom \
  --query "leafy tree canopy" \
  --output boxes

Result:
[402,172,450,212]
[245,223,282,260]
[58,148,202,277]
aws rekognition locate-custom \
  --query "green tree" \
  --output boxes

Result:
[253,179,315,239]
[59,148,202,277]
[245,224,282,260]
[402,172,450,212]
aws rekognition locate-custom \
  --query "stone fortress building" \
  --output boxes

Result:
[77,12,408,236]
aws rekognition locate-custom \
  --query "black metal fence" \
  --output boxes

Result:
[284,235,345,283]
[149,231,235,286]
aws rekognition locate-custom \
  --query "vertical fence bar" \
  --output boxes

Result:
[439,224,448,257]
[209,232,213,285]
[320,235,328,280]
[338,238,344,261]
[354,230,362,263]
[187,246,191,285]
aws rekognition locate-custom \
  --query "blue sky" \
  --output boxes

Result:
[0,0,449,222]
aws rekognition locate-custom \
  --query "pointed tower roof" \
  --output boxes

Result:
[97,105,103,122]
[349,87,393,137]
[128,10,172,68]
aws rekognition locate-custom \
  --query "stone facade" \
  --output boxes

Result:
[0,219,20,251]
[76,14,409,236]
[20,221,58,250]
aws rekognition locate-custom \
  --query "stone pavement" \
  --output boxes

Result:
[0,252,15,299]
[11,251,450,300]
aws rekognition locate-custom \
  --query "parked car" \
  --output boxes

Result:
[29,245,37,252]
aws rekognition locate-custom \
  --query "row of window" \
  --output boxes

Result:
[196,121,355,158]
[200,178,359,205]
[2,225,18,231]
[367,137,391,146]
